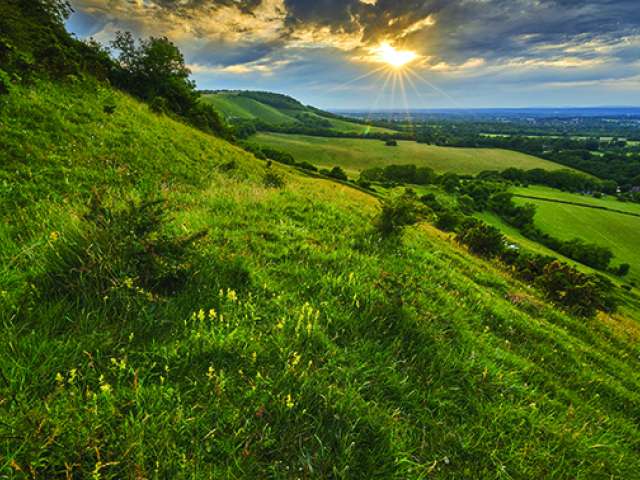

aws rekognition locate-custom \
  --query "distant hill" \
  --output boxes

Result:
[200,90,395,135]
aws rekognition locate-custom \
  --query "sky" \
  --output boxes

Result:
[67,0,640,109]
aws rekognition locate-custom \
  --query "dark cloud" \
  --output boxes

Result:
[68,0,640,107]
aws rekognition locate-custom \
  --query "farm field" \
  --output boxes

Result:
[512,185,640,216]
[512,192,640,285]
[251,133,574,176]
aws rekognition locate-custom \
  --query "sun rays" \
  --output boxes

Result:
[331,44,466,127]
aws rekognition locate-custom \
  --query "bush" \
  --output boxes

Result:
[186,102,229,137]
[615,263,631,277]
[264,171,285,188]
[435,210,462,232]
[150,95,169,113]
[374,194,421,237]
[327,166,348,181]
[297,161,318,172]
[385,139,398,147]
[38,198,206,309]
[535,261,616,317]
[456,219,505,257]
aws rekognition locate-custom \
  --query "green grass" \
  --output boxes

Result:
[202,92,394,135]
[511,191,640,285]
[513,185,640,216]
[2,78,640,478]
[251,132,574,176]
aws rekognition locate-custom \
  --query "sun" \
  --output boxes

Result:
[375,42,418,69]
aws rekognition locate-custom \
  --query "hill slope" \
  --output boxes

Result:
[251,132,575,176]
[1,79,640,478]
[201,91,395,135]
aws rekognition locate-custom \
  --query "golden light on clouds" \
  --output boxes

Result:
[375,43,418,68]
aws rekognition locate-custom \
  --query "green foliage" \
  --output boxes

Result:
[110,31,196,115]
[616,263,631,277]
[361,164,436,185]
[374,192,421,237]
[263,170,285,188]
[535,261,616,317]
[456,219,505,257]
[435,209,463,231]
[38,198,205,309]
[2,78,640,479]
[327,166,348,181]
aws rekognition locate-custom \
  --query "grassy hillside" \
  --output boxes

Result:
[251,132,574,176]
[2,79,640,478]
[202,91,394,135]
[511,186,640,285]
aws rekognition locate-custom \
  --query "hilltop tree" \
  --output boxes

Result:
[110,31,197,115]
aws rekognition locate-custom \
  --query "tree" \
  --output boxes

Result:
[328,166,348,181]
[110,32,197,115]
[456,220,505,258]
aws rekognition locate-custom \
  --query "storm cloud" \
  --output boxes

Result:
[67,0,640,107]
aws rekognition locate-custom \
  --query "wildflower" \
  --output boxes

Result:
[276,318,285,330]
[251,351,257,363]
[207,366,215,381]
[227,289,238,302]
[197,309,205,322]
[68,368,77,384]
[100,383,112,394]
[208,308,217,320]
[289,352,301,369]
[49,231,59,242]
[285,393,295,409]
[55,372,64,384]
[123,277,134,289]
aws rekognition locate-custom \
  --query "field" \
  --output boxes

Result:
[2,79,640,478]
[512,186,640,285]
[251,132,573,176]
[202,93,394,135]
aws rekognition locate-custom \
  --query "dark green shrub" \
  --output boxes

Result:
[535,261,616,317]
[435,209,462,232]
[150,95,169,113]
[615,263,631,277]
[328,166,348,181]
[385,139,398,147]
[264,171,285,188]
[39,198,206,309]
[297,161,318,172]
[456,219,505,257]
[374,195,421,237]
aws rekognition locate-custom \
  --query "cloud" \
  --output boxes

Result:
[67,0,640,107]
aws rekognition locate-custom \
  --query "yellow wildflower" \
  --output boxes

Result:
[285,393,295,409]
[227,289,238,302]
[100,383,112,393]
[55,372,64,384]
[208,308,217,320]
[197,309,205,322]
[49,231,59,242]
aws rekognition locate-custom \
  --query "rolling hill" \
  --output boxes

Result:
[250,132,575,176]
[201,90,395,135]
[2,78,640,478]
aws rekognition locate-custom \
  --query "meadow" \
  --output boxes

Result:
[2,79,640,478]
[251,132,572,176]
[202,93,394,135]
[511,187,640,285]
